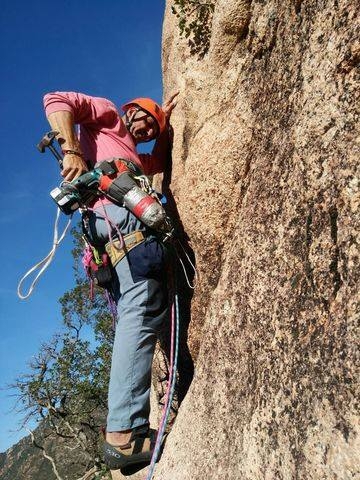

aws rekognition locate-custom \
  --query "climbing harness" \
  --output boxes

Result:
[105,231,146,267]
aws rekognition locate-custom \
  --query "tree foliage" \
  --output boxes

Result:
[171,0,215,58]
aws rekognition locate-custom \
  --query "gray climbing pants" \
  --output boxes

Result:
[85,203,168,431]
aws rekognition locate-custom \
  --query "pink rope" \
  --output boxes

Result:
[82,245,94,269]
[86,203,124,250]
[104,290,117,330]
[158,297,175,430]
[99,199,124,250]
[82,244,95,299]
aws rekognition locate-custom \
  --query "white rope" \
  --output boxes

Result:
[175,239,198,289]
[17,208,72,300]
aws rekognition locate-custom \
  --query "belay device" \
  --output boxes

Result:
[37,130,173,237]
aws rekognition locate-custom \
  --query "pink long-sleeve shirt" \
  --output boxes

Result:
[44,91,164,208]
[44,91,165,174]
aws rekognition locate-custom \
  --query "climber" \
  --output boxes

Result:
[43,90,178,470]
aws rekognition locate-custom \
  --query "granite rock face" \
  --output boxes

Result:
[155,1,360,479]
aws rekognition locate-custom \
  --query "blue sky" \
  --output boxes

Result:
[0,0,165,452]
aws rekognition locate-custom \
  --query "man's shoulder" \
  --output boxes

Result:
[46,91,117,108]
[89,94,119,114]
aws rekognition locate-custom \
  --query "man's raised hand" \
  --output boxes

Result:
[162,91,180,122]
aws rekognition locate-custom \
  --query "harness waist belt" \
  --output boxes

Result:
[105,230,145,267]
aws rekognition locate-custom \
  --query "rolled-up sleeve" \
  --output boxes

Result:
[43,91,118,127]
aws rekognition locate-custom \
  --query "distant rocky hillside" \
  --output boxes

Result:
[0,434,53,480]
[0,424,90,480]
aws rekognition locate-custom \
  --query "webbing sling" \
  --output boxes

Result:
[105,230,145,267]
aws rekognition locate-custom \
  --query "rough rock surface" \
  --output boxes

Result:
[152,1,359,479]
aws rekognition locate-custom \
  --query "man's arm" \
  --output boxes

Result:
[46,110,88,182]
[43,91,118,181]
[149,126,173,171]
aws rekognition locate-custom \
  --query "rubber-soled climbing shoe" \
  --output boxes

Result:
[103,425,157,470]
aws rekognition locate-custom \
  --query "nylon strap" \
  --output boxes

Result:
[105,230,145,267]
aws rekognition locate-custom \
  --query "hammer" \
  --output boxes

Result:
[37,131,63,169]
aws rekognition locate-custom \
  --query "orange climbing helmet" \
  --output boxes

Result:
[122,97,166,135]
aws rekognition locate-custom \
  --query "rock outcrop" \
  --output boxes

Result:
[154,1,359,479]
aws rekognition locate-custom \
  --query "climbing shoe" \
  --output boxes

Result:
[103,424,157,470]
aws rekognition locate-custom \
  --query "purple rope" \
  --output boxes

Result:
[105,289,118,330]
[145,268,178,480]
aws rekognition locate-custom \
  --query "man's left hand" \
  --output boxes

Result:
[162,92,179,122]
